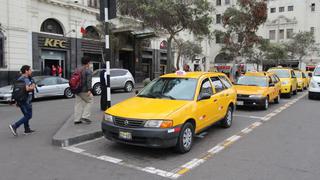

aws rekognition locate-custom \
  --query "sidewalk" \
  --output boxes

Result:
[52,86,143,147]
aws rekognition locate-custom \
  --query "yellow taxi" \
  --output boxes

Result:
[235,72,281,110]
[267,67,298,98]
[102,71,237,153]
[294,70,308,91]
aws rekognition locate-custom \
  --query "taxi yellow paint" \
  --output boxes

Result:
[234,72,281,109]
[102,72,237,152]
[294,70,308,91]
[106,72,237,133]
[267,67,298,97]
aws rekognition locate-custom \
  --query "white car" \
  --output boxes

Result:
[91,69,135,95]
[308,64,320,99]
[0,76,73,102]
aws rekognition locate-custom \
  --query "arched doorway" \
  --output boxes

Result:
[83,26,100,40]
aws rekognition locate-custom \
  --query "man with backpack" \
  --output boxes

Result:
[71,56,93,124]
[9,65,36,136]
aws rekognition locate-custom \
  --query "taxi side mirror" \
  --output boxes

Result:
[199,93,211,101]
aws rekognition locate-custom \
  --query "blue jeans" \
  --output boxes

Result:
[13,96,32,131]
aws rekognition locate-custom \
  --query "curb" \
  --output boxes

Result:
[52,115,103,147]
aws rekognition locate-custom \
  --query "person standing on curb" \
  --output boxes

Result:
[74,56,93,125]
[9,65,36,136]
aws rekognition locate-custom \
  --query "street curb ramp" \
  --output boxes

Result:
[52,114,103,147]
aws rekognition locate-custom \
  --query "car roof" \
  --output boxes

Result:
[161,72,226,79]
[244,72,271,77]
[268,67,292,71]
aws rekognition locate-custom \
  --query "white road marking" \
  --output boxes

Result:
[62,92,307,179]
[234,114,264,119]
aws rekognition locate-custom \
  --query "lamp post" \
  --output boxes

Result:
[100,0,116,111]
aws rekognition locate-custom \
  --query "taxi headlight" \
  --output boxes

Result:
[249,94,264,98]
[310,80,318,88]
[144,120,173,128]
[104,114,114,123]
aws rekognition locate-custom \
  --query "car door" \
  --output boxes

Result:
[210,76,228,120]
[272,75,281,97]
[57,77,69,95]
[36,77,59,97]
[110,70,122,88]
[267,75,276,100]
[195,78,218,131]
[290,70,298,91]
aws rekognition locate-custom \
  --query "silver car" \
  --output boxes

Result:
[91,69,135,95]
[0,76,73,102]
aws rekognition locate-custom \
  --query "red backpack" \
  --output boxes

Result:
[69,69,83,93]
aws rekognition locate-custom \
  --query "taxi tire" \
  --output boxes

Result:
[175,122,194,154]
[262,98,269,110]
[220,106,233,128]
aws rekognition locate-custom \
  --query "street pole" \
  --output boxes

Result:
[100,0,116,110]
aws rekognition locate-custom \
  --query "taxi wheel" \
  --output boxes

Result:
[274,94,280,104]
[262,98,269,110]
[175,122,194,154]
[220,106,233,128]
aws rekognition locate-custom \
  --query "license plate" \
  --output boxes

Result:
[119,131,132,140]
[237,101,244,106]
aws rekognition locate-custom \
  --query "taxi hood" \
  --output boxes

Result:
[106,97,190,119]
[235,85,267,95]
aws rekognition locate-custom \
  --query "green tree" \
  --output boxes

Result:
[285,31,316,68]
[244,38,270,70]
[174,39,202,70]
[266,43,288,65]
[216,0,267,75]
[117,0,213,72]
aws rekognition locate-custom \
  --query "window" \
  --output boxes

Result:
[311,27,315,35]
[311,3,315,12]
[288,6,294,11]
[40,18,64,35]
[41,77,58,86]
[269,30,276,40]
[279,7,285,12]
[302,72,306,78]
[216,14,221,24]
[291,71,296,78]
[87,0,100,9]
[219,76,233,88]
[279,29,284,39]
[199,78,213,97]
[287,29,294,39]
[210,77,226,93]
[110,69,127,77]
[270,8,276,13]
[0,32,4,68]
[216,0,221,6]
[225,0,230,5]
[216,34,222,44]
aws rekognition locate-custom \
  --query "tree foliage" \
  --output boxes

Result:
[217,0,267,59]
[174,39,202,69]
[285,31,316,62]
[117,0,213,71]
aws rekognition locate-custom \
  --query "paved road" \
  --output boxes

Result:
[0,91,319,180]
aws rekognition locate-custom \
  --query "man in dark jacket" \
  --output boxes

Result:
[74,56,93,124]
[100,64,107,111]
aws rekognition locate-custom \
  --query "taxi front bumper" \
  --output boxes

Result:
[236,96,266,107]
[101,121,181,148]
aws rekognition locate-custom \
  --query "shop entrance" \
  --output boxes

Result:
[41,50,66,77]
[119,50,134,76]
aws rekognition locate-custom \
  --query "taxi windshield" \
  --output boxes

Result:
[314,68,320,76]
[269,69,290,78]
[138,78,198,100]
[295,72,302,78]
[237,76,268,87]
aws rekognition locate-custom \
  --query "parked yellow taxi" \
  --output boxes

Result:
[294,70,308,91]
[235,72,281,110]
[267,67,298,98]
[102,71,237,153]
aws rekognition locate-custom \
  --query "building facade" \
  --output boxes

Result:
[0,0,169,87]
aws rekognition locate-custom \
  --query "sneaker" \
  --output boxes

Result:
[81,118,92,124]
[24,129,35,135]
[9,125,17,136]
[74,121,83,125]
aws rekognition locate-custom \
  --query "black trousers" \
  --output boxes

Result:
[100,85,107,111]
